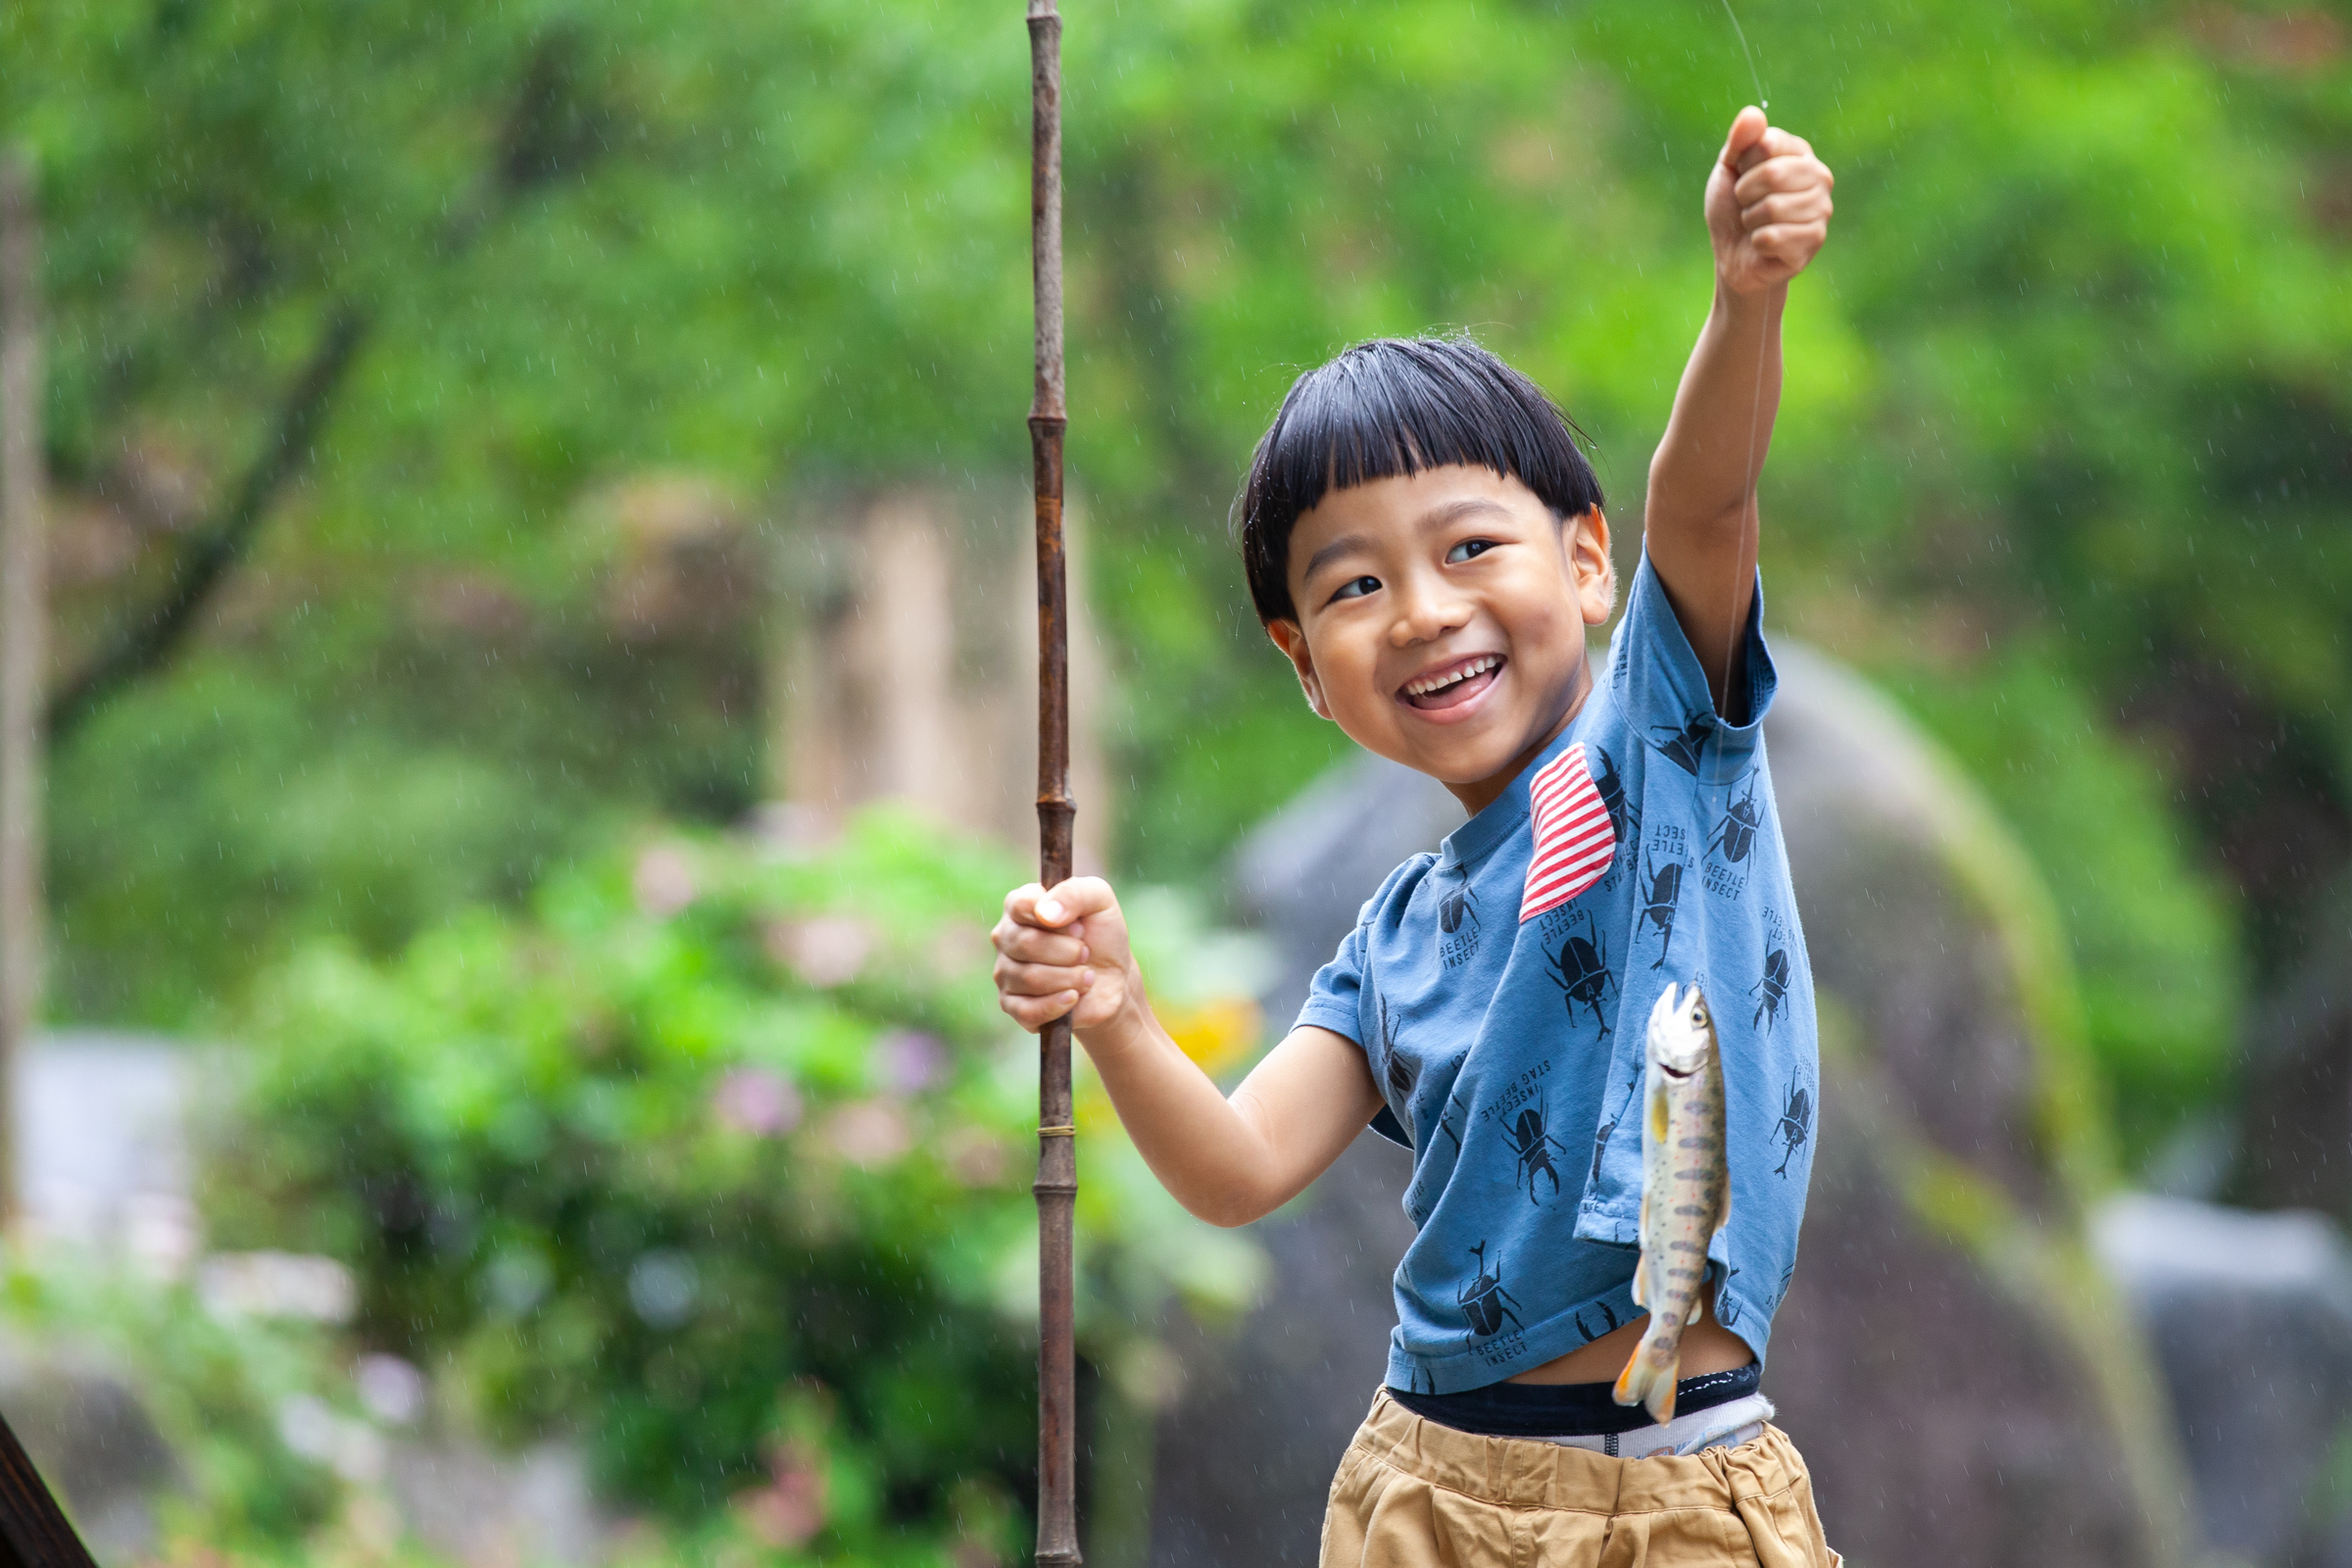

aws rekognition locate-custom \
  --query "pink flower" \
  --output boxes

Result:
[712,1067,802,1137]
[876,1029,946,1094]
[736,1438,827,1548]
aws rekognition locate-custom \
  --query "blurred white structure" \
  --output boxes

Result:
[15,1029,200,1272]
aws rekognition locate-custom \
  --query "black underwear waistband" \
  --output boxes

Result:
[1386,1361,1760,1438]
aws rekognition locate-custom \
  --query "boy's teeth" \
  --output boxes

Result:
[1406,655,1496,697]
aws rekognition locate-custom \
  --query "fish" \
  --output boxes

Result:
[1613,981,1731,1425]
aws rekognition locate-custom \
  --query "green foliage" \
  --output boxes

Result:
[0,1250,344,1551]
[208,809,1267,1544]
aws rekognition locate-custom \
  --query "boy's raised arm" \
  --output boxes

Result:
[1642,107,1834,712]
[994,877,1384,1228]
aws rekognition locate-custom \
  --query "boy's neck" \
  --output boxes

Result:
[1443,645,1594,817]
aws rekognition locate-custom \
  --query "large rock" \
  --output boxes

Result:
[1140,642,2192,1568]
[1761,645,2190,1568]
[2093,1193,2352,1565]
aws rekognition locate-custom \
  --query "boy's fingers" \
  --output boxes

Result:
[1733,156,1832,206]
[1035,875,1115,927]
[1746,221,1827,265]
[995,922,1089,966]
[1740,189,1833,230]
[996,956,1093,997]
[1732,131,1818,183]
[1000,989,1081,1032]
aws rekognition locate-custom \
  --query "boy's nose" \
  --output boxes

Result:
[1388,579,1472,646]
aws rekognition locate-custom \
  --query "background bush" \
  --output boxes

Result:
[205,810,1270,1553]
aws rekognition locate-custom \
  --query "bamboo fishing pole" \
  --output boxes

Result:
[1024,3,1080,1566]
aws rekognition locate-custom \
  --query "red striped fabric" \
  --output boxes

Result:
[1519,742,1617,922]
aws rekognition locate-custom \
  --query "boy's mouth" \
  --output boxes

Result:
[1398,654,1504,710]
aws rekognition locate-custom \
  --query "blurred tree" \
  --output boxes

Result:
[2,0,2345,1189]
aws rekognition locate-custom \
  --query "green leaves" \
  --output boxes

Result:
[213,808,1272,1537]
[11,0,2347,1173]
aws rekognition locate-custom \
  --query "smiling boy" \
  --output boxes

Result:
[994,108,1838,1564]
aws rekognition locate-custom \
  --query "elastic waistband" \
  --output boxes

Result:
[1348,1388,1812,1513]
[1538,1393,1775,1459]
[1388,1362,1761,1438]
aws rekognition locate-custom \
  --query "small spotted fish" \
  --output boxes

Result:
[1613,982,1731,1424]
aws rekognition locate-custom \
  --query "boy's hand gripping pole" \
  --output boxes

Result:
[1026,3,1080,1565]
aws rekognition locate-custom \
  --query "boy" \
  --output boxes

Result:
[994,108,1837,1565]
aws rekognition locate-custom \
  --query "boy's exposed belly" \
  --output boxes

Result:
[1507,1286,1752,1385]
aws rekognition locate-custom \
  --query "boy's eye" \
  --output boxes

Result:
[1329,575,1380,603]
[1446,539,1496,564]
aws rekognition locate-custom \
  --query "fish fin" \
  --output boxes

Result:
[1685,1293,1704,1327]
[1630,1255,1646,1310]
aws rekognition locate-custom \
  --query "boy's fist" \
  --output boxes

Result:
[1706,106,1834,295]
[992,877,1140,1035]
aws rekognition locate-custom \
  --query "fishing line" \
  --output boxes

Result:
[1707,0,1773,795]
[1718,0,1768,110]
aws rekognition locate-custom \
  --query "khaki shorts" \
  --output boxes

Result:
[1321,1390,1841,1568]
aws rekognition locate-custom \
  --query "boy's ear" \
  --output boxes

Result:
[1567,506,1617,627]
[1265,619,1332,719]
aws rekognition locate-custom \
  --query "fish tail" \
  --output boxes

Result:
[1612,1331,1683,1424]
[1643,1348,1680,1424]
[1611,1348,1650,1411]
[1612,1336,1681,1423]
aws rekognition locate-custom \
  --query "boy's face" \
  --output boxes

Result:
[1268,466,1614,811]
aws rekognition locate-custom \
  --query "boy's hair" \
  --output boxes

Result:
[1234,334,1604,624]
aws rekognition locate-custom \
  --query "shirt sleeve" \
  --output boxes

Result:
[1293,913,1371,1045]
[1290,858,1428,1152]
[1613,549,1780,737]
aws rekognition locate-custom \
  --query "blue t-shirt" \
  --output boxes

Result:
[1295,552,1818,1396]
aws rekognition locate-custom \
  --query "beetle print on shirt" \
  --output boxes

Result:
[1573,1298,1623,1343]
[1717,1265,1745,1330]
[1544,912,1616,1035]
[1635,844,1689,970]
[1459,1241,1529,1366]
[1751,947,1790,1031]
[1651,711,1716,775]
[1774,1069,1813,1177]
[1590,744,1642,853]
[1437,870,1481,970]
[1482,1061,1563,1207]
[1704,774,1762,903]
[1750,904,1793,1033]
[1380,998,1417,1108]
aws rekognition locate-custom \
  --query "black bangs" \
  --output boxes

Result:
[1233,335,1603,623]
